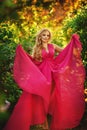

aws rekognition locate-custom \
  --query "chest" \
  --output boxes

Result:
[42,44,55,58]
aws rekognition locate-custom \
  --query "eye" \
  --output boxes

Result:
[42,34,46,36]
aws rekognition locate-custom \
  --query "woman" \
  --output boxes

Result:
[3,29,85,130]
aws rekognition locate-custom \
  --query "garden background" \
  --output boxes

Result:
[0,0,87,130]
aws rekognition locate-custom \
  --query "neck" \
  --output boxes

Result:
[42,42,48,47]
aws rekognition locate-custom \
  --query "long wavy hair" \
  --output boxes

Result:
[32,28,51,61]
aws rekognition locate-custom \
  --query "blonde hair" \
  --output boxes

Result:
[32,28,51,61]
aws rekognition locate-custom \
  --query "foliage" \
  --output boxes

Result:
[0,111,10,130]
[0,22,20,103]
[0,0,83,26]
[62,5,87,87]
[0,21,39,104]
[62,5,87,67]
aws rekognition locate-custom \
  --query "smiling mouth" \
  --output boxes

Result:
[43,39,48,40]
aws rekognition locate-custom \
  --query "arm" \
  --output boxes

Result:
[53,43,63,53]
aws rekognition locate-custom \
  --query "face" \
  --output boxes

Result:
[40,31,50,43]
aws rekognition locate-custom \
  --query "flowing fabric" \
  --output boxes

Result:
[3,34,85,130]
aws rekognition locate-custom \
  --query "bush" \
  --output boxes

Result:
[0,22,40,104]
[62,6,87,87]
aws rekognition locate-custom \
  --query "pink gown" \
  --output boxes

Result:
[3,34,85,130]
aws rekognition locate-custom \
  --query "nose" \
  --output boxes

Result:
[45,35,48,39]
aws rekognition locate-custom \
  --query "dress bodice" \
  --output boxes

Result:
[39,44,55,82]
[42,44,55,60]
